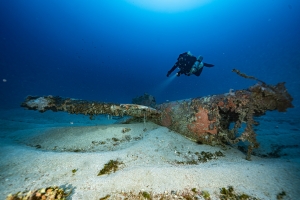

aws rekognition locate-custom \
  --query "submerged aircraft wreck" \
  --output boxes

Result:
[21,69,293,160]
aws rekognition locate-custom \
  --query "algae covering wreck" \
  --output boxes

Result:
[21,70,293,160]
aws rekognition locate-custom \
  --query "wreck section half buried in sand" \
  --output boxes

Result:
[21,70,294,160]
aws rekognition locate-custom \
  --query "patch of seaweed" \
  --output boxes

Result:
[6,185,73,200]
[97,159,123,176]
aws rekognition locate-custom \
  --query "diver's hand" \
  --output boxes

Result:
[166,71,171,77]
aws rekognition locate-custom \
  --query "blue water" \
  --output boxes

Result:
[0,0,299,113]
[0,2,300,198]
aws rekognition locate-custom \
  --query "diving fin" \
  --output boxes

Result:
[203,63,214,67]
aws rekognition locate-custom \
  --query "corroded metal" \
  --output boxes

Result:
[21,70,293,160]
[154,81,293,160]
[21,96,161,120]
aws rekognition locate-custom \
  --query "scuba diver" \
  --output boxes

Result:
[166,52,214,77]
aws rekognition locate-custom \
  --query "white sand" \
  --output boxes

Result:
[0,108,300,199]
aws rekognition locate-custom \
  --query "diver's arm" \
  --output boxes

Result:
[167,63,178,77]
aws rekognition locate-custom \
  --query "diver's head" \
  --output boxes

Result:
[197,55,203,62]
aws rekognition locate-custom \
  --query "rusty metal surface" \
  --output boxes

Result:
[155,81,293,160]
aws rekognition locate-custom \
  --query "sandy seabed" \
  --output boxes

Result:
[0,108,299,200]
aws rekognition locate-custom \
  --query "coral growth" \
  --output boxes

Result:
[25,97,50,112]
[6,185,72,200]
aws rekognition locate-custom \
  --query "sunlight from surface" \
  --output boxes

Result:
[124,0,211,12]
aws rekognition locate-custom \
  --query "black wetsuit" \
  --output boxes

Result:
[166,52,197,77]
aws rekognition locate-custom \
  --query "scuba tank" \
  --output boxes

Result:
[189,55,204,75]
